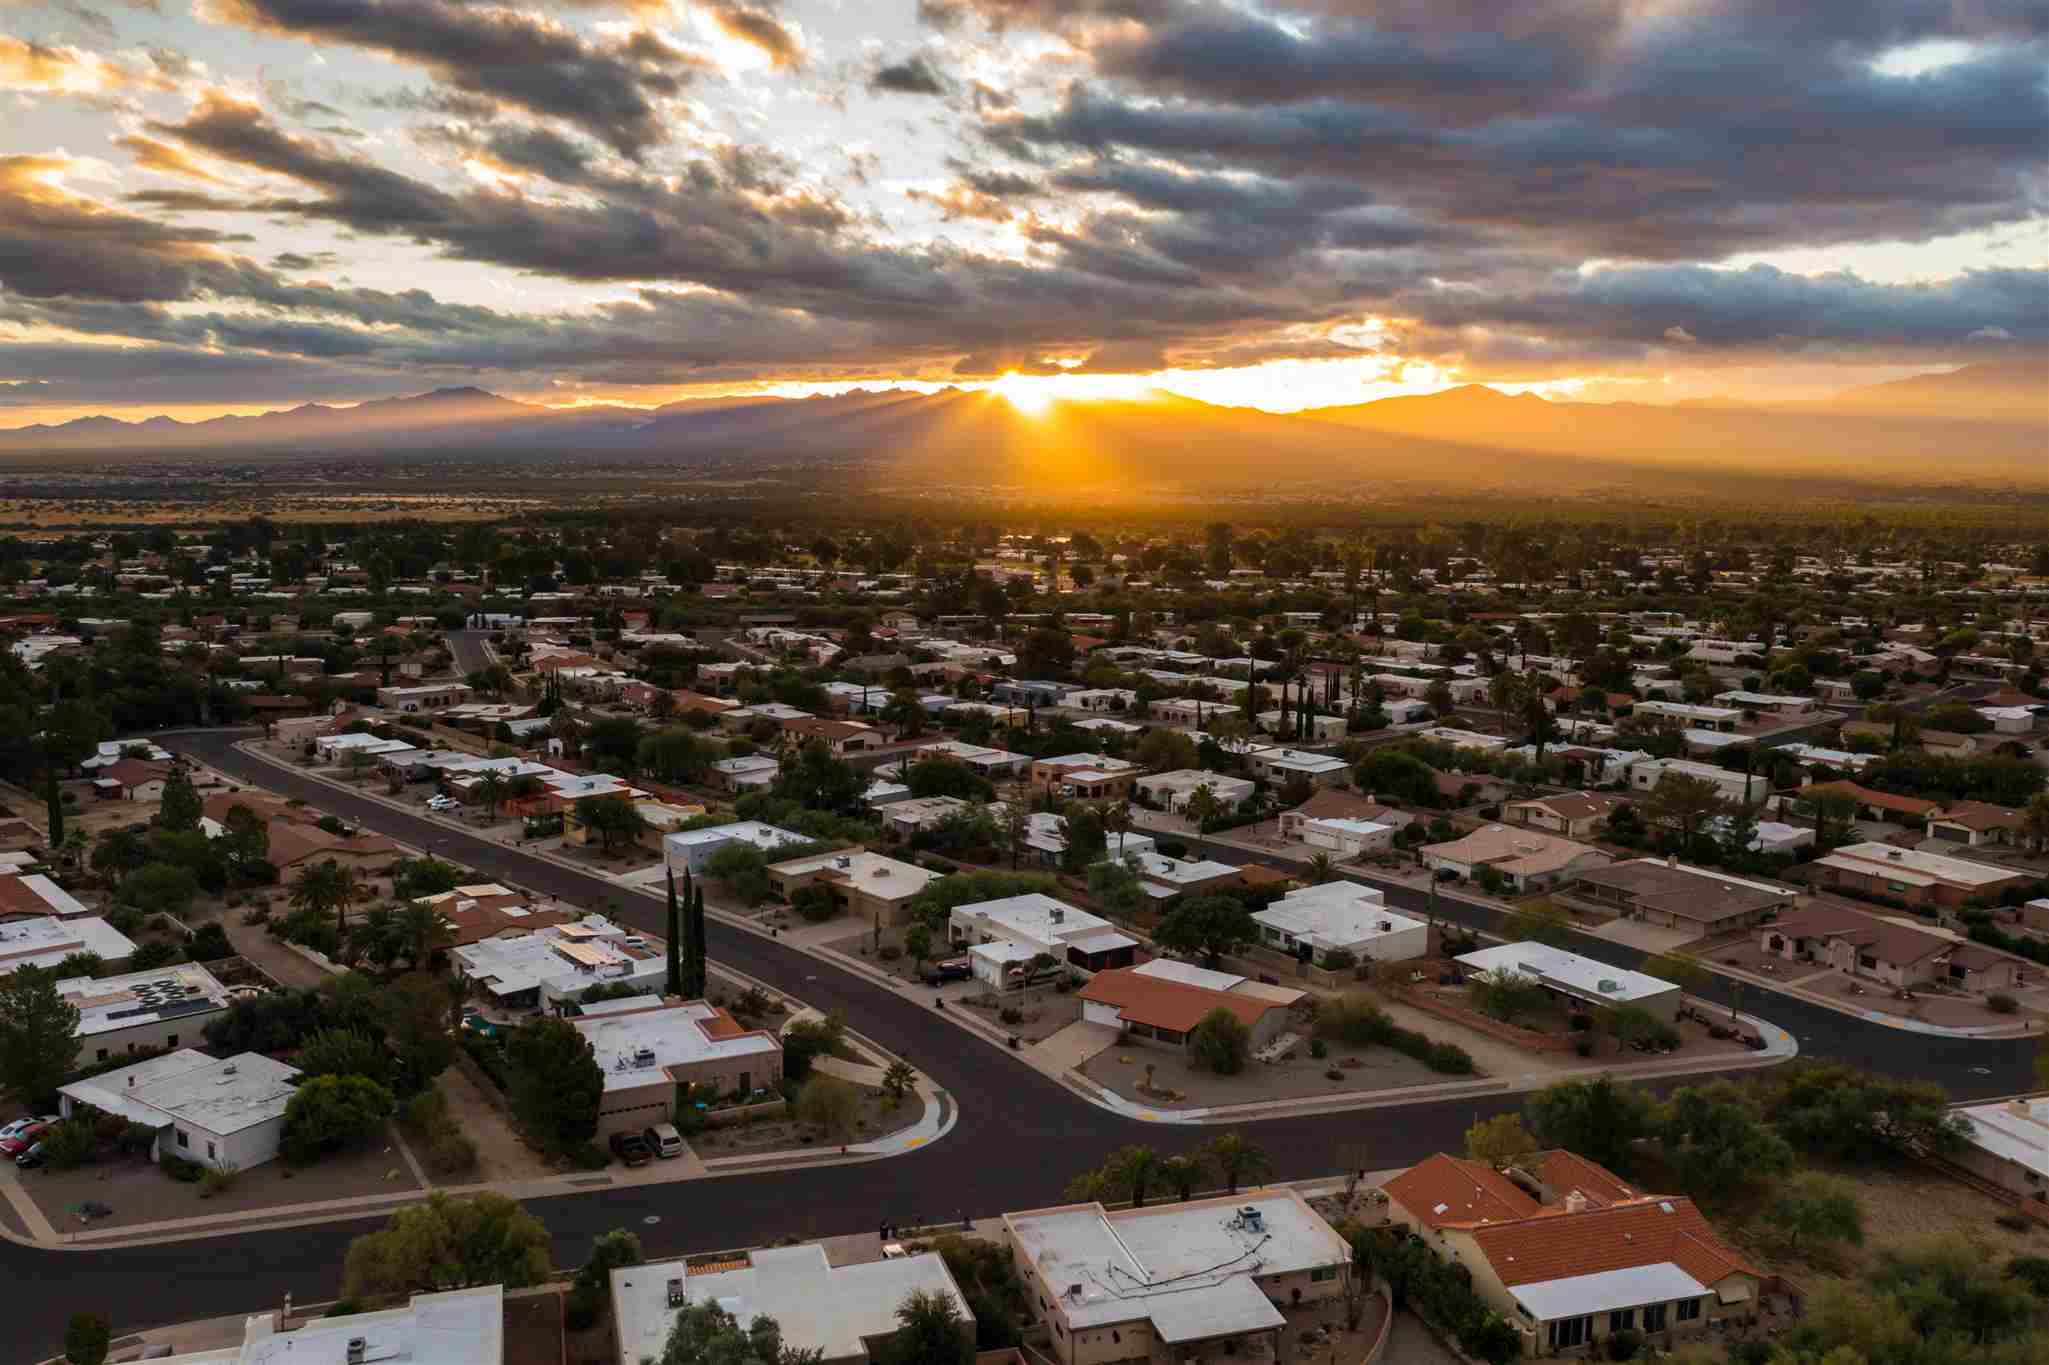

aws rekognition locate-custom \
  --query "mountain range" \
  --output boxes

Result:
[1,362,2041,491]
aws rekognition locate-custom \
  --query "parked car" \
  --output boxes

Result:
[0,1120,53,1157]
[0,1115,57,1146]
[1433,867,1460,882]
[643,1123,685,1159]
[609,1132,653,1167]
[919,956,972,985]
[14,1140,49,1169]
[426,795,460,811]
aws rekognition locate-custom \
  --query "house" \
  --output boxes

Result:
[787,717,881,755]
[876,795,976,838]
[1127,851,1246,903]
[59,1049,300,1173]
[664,821,811,874]
[708,753,782,792]
[1280,788,1413,842]
[376,681,473,712]
[1003,1189,1349,1365]
[614,1243,971,1365]
[573,997,782,1139]
[451,916,665,1012]
[1804,840,2031,908]
[1713,690,1818,716]
[1066,687,1138,713]
[717,701,814,732]
[1256,710,1350,742]
[152,1285,504,1364]
[0,914,135,977]
[0,871,94,921]
[264,818,399,872]
[1759,902,2027,993]
[1627,758,1766,805]
[905,739,1031,778]
[60,963,232,1063]
[1245,747,1350,787]
[1300,815,1396,858]
[1789,780,1941,825]
[1949,1096,2049,1206]
[1421,825,1613,892]
[1505,793,1627,839]
[1030,753,1141,800]
[1134,769,1256,815]
[1979,706,2039,735]
[1926,800,2029,847]
[765,848,938,926]
[1456,942,1685,1021]
[949,894,1139,986]
[1414,726,1510,754]
[1077,966,1296,1051]
[1379,1151,1760,1358]
[1253,882,1427,966]
[1022,813,1156,869]
[1556,859,1795,936]
[1435,771,1512,806]
[1633,700,1744,732]
[94,756,170,802]
[416,885,578,946]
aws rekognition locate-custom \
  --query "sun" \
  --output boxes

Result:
[991,372,1056,416]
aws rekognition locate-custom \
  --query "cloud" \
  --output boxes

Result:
[115,133,228,184]
[702,1,804,68]
[199,0,708,156]
[0,33,172,94]
[871,54,948,95]
[1664,326,1697,344]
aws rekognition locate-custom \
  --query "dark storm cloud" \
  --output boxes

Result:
[0,155,238,302]
[0,341,416,407]
[203,0,707,156]
[870,54,948,95]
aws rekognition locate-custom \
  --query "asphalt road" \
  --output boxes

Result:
[445,629,495,678]
[5,728,2027,1357]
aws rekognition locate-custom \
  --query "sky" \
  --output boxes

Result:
[0,0,2044,425]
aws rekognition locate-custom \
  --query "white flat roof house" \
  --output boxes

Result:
[1458,942,1684,1021]
[0,871,95,919]
[1253,882,1427,968]
[452,915,665,1011]
[1134,769,1256,814]
[950,893,1138,985]
[613,1243,971,1365]
[0,914,136,975]
[60,1049,300,1173]
[152,1285,504,1364]
[663,820,810,874]
[61,962,231,1061]
[1003,1189,1350,1365]
[574,997,783,1138]
[1951,1096,2049,1205]
[1245,748,1350,785]
[1628,757,1767,805]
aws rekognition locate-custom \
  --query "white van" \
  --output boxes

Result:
[644,1123,685,1159]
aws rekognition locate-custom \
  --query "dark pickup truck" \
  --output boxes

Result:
[609,1131,653,1167]
[920,956,973,985]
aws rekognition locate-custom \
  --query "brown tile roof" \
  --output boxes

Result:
[1509,792,1628,823]
[99,757,169,789]
[1382,1153,1540,1229]
[267,819,398,869]
[1931,800,2026,833]
[1800,780,1941,817]
[1470,1196,1759,1290]
[1768,903,1952,967]
[1077,967,1282,1035]
[1292,788,1405,825]
[1532,1150,1640,1209]
[1235,863,1297,888]
[438,897,575,946]
[0,874,66,919]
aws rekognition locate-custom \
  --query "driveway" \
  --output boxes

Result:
[1585,917,1696,954]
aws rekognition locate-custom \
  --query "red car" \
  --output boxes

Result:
[0,1119,54,1157]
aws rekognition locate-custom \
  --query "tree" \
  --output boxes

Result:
[1353,748,1438,807]
[289,858,362,936]
[657,1299,823,1365]
[1205,1131,1270,1194]
[772,740,863,814]
[1643,951,1708,995]
[1638,773,1729,845]
[392,855,461,900]
[797,1073,861,1143]
[567,1226,645,1329]
[1504,900,1572,947]
[1160,1151,1208,1201]
[505,1016,604,1153]
[1655,1080,1795,1195]
[1188,1007,1251,1075]
[1464,1113,1538,1168]
[705,841,775,905]
[881,1289,972,1365]
[2024,791,2049,856]
[1524,1076,1653,1173]
[1754,1061,1971,1163]
[577,795,650,853]
[1153,894,1257,967]
[903,921,933,968]
[1467,969,1550,1022]
[1108,1143,1162,1207]
[1768,1171,1864,1253]
[882,1059,916,1108]
[296,1028,392,1087]
[156,762,202,832]
[383,972,457,1091]
[392,902,450,971]
[220,802,271,877]
[282,1074,396,1164]
[666,869,685,996]
[780,1014,844,1081]
[343,1192,550,1299]
[0,967,80,1107]
[64,1313,111,1365]
[119,861,199,917]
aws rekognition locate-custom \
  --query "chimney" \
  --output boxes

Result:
[1564,1191,1588,1213]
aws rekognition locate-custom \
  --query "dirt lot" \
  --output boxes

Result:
[955,990,1081,1043]
[20,1125,419,1233]
[689,1081,927,1158]
[433,1062,554,1184]
[1080,1033,1447,1110]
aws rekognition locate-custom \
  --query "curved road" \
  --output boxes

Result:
[3,729,2028,1357]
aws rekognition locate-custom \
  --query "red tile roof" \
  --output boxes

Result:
[1470,1195,1758,1289]
[1382,1153,1540,1229]
[1077,967,1281,1035]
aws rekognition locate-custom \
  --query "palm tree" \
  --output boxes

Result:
[1109,1144,1162,1208]
[1308,851,1336,884]
[395,902,450,970]
[472,770,506,818]
[1206,1132,1271,1195]
[290,858,363,936]
[1160,1151,1209,1202]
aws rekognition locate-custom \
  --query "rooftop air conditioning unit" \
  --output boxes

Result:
[1597,981,1620,994]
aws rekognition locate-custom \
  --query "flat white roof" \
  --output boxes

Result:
[1138,769,1254,793]
[575,1001,778,1092]
[1135,959,1245,992]
[614,1246,968,1365]
[1306,816,1394,838]
[955,893,1110,944]
[59,961,229,1038]
[1511,1263,1709,1321]
[64,1049,299,1136]
[1957,1097,2049,1179]
[1131,852,1239,885]
[453,916,658,997]
[1826,841,2020,887]
[767,848,938,898]
[663,821,807,851]
[1006,1192,1346,1332]
[157,1285,504,1365]
[0,915,137,976]
[1458,942,1679,1006]
[1255,883,1422,952]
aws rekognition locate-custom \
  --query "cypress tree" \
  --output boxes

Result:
[688,884,709,997]
[664,869,683,997]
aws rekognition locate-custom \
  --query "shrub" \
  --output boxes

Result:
[426,1132,479,1178]
[1308,1038,1328,1059]
[2007,1255,2049,1296]
[1425,1043,1475,1074]
[999,1006,1024,1025]
[1575,1039,1595,1057]
[1989,992,2019,1014]
[200,1164,241,1198]
[160,1152,205,1183]
[878,944,902,961]
[564,1280,604,1332]
[1568,1013,1594,1032]
[1319,949,1358,972]
[37,1118,99,1170]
